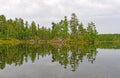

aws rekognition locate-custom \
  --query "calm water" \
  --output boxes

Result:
[0,44,120,78]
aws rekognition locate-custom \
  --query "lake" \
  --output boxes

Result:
[0,44,120,78]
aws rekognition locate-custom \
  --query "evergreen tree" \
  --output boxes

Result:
[87,22,98,44]
[0,15,7,38]
[0,14,98,44]
[29,21,37,39]
[70,13,79,40]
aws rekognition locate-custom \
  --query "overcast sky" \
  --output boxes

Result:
[0,0,120,34]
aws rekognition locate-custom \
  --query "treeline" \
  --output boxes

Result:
[0,13,98,43]
[98,34,120,42]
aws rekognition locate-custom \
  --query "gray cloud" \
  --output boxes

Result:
[0,0,120,33]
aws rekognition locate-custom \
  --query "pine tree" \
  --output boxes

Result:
[70,13,79,40]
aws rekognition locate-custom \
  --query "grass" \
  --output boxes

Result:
[0,39,21,45]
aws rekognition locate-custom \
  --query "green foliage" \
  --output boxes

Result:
[70,13,79,40]
[0,14,98,44]
[86,22,98,44]
[0,15,7,38]
[98,34,120,42]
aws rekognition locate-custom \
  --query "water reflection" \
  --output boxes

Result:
[51,44,97,71]
[98,42,120,49]
[0,44,97,71]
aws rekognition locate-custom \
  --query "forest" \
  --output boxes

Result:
[0,13,119,44]
[0,13,98,44]
[98,34,120,42]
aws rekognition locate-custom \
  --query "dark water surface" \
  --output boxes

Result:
[0,44,120,78]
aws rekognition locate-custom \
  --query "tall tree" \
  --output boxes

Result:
[60,16,69,39]
[29,21,37,39]
[70,13,79,40]
[87,22,98,44]
[6,19,14,39]
[0,15,7,38]
[24,21,29,40]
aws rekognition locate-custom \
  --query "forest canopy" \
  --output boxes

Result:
[2,13,117,44]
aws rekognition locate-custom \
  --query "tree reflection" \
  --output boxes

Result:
[0,44,97,71]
